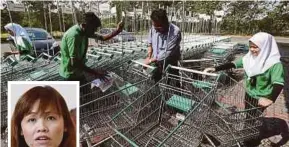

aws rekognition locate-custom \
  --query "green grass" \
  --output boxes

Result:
[1,33,9,39]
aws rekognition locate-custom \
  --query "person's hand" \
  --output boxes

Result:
[258,97,273,107]
[3,52,12,58]
[117,21,124,32]
[144,57,156,65]
[94,70,108,81]
[145,57,151,65]
[203,67,216,73]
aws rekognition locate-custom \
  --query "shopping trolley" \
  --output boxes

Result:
[1,55,46,81]
[80,59,156,105]
[79,47,148,100]
[107,66,220,147]
[204,45,235,65]
[14,53,62,81]
[204,73,264,147]
[89,46,146,72]
[79,62,156,145]
[179,58,218,72]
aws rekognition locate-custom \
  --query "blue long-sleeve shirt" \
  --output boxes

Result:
[147,23,181,61]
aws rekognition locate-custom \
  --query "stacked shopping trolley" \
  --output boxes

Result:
[0,35,264,147]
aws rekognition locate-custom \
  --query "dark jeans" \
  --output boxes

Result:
[152,58,179,87]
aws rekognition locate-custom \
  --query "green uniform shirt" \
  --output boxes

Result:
[59,25,88,79]
[234,57,284,99]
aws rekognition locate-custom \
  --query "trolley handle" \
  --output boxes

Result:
[115,49,135,54]
[3,56,18,66]
[53,51,61,57]
[168,65,219,77]
[52,55,61,62]
[131,60,155,69]
[22,55,37,63]
[90,48,103,52]
[93,51,114,58]
[37,53,53,60]
[130,47,144,52]
[181,58,215,63]
[113,129,139,147]
[87,53,102,60]
[106,50,125,55]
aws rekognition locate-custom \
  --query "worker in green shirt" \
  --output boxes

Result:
[204,32,284,146]
[59,12,124,84]
[204,32,284,109]
[3,23,34,58]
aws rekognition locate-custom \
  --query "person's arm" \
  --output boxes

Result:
[204,57,243,73]
[67,37,107,80]
[3,51,19,58]
[92,30,121,41]
[270,63,285,102]
[70,57,94,74]
[271,84,283,102]
[67,36,95,74]
[145,44,157,64]
[145,28,157,64]
[91,21,124,41]
[216,57,243,71]
[7,51,20,54]
[214,63,236,71]
[148,44,153,59]
[258,63,284,107]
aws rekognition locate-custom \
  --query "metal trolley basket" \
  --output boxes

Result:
[1,53,52,83]
[204,73,264,147]
[79,61,156,145]
[107,66,220,147]
[14,53,62,81]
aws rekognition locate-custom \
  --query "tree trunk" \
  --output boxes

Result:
[116,2,122,23]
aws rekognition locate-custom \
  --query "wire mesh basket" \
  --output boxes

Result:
[79,60,157,145]
[204,73,264,147]
[107,66,219,147]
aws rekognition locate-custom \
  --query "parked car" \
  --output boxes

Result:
[98,28,136,43]
[7,27,60,56]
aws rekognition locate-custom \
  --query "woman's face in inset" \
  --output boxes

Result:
[249,41,260,57]
[20,100,65,147]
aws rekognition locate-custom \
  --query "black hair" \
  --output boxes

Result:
[150,9,169,25]
[83,12,101,28]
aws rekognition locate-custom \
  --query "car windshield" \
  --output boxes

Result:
[26,29,48,40]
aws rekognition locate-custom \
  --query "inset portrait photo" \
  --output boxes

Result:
[8,81,79,147]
